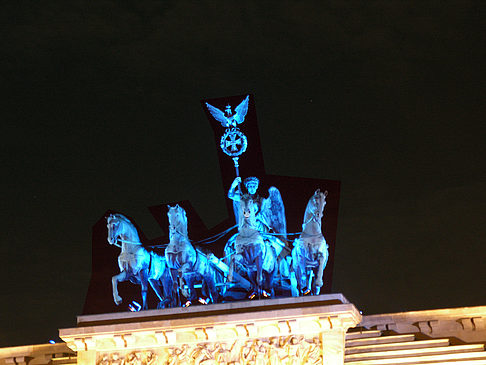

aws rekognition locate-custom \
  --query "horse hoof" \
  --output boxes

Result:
[302,287,311,296]
[183,300,192,307]
[198,297,209,305]
[248,292,257,300]
[262,290,271,298]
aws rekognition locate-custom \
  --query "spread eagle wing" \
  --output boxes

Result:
[206,102,231,127]
[261,186,287,240]
[233,95,249,125]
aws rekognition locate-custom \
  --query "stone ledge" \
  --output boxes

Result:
[77,293,349,328]
[60,294,360,364]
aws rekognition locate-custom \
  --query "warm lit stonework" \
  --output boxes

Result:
[3,299,486,364]
[0,343,76,365]
[59,294,360,364]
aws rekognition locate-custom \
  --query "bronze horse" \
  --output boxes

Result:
[291,190,329,295]
[165,205,219,306]
[228,194,277,298]
[107,213,173,309]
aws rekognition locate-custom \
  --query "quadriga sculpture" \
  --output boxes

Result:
[228,193,278,299]
[164,204,219,306]
[107,214,173,309]
[291,189,329,295]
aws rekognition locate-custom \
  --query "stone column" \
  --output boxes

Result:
[319,315,357,365]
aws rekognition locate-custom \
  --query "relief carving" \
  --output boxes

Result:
[97,351,157,365]
[97,336,322,365]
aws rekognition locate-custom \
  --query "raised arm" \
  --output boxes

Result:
[228,176,242,201]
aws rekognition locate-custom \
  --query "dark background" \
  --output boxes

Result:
[1,1,485,347]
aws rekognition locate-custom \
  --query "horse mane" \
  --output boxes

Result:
[239,193,254,214]
[303,196,316,225]
[239,193,252,205]
[107,213,141,242]
[168,205,188,237]
[179,207,188,236]
[108,213,131,224]
[303,190,327,225]
[238,194,257,229]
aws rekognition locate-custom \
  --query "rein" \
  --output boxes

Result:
[302,210,322,227]
[170,228,187,240]
[193,224,238,245]
[118,239,143,246]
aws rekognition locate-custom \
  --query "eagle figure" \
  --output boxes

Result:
[206,95,249,128]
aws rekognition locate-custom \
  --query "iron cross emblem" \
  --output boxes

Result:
[220,128,247,157]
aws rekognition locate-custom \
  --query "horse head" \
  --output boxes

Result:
[313,189,328,220]
[304,189,328,226]
[294,190,330,293]
[107,214,123,246]
[167,204,188,239]
[106,213,140,246]
[238,194,257,230]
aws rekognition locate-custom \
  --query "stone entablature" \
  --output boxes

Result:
[3,299,486,364]
[59,294,361,364]
[0,343,76,365]
[359,305,486,343]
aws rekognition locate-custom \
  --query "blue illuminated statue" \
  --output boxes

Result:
[164,204,220,306]
[206,95,290,296]
[228,177,290,283]
[106,214,174,309]
[103,95,332,310]
[291,190,329,295]
[227,193,278,299]
[206,95,249,128]
[228,177,287,241]
[206,95,250,178]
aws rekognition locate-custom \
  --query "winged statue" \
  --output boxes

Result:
[228,177,287,255]
[261,186,287,240]
[206,95,249,128]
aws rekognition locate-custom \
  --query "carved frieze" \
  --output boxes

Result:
[96,335,322,365]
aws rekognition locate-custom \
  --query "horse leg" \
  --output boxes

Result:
[262,269,275,298]
[169,268,181,306]
[182,273,197,306]
[229,253,245,283]
[180,263,196,306]
[291,248,306,295]
[162,271,176,308]
[140,269,149,310]
[203,272,219,304]
[247,269,258,299]
[149,279,168,309]
[315,253,326,288]
[256,254,263,298]
[228,253,236,282]
[112,271,127,305]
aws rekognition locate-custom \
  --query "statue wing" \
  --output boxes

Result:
[233,95,249,125]
[206,102,230,127]
[262,186,287,240]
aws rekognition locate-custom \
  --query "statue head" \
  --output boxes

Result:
[244,176,259,195]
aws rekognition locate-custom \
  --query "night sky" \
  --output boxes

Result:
[2,1,485,347]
